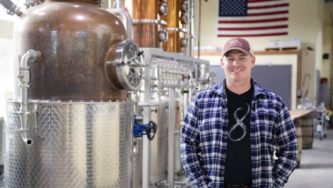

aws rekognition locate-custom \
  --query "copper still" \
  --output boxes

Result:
[163,0,180,52]
[132,0,167,48]
[4,0,146,187]
[15,0,133,101]
[132,0,158,47]
[163,0,189,52]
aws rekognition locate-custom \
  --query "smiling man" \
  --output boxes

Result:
[180,38,297,188]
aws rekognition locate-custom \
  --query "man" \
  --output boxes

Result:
[180,38,297,188]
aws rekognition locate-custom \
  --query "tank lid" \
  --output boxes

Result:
[46,0,101,5]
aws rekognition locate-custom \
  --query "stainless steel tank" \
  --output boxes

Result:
[5,101,133,188]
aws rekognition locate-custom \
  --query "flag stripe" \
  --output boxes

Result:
[218,25,288,31]
[219,28,287,35]
[217,0,289,37]
[219,14,287,21]
[219,17,288,24]
[248,6,288,14]
[248,0,282,3]
[247,3,289,9]
[248,10,288,16]
[220,21,288,28]
[218,32,288,37]
[247,1,289,9]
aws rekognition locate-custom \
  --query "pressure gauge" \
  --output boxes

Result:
[105,40,144,90]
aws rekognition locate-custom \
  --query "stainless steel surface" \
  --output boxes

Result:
[142,105,152,188]
[132,137,143,188]
[105,39,144,90]
[5,101,134,188]
[168,89,176,188]
[150,102,168,186]
[0,117,3,166]
[138,48,209,187]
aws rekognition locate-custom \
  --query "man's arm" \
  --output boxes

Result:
[273,103,298,188]
[180,98,208,188]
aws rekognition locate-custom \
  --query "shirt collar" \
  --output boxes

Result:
[212,79,266,99]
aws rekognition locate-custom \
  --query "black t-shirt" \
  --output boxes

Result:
[225,84,253,184]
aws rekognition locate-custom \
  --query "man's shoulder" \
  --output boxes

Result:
[253,82,284,103]
[196,83,223,99]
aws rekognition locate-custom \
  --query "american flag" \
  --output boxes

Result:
[217,0,289,37]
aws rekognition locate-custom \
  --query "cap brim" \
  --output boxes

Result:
[222,47,252,57]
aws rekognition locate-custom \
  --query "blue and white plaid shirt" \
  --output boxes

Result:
[180,80,297,188]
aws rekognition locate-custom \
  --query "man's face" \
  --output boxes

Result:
[220,50,255,84]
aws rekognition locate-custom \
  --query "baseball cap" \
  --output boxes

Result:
[222,38,253,57]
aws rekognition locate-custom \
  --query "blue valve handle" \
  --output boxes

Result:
[133,118,157,141]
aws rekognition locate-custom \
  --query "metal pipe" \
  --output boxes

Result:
[17,49,40,145]
[115,0,124,8]
[189,0,195,56]
[0,0,22,16]
[197,0,202,58]
[168,88,176,188]
[142,52,153,188]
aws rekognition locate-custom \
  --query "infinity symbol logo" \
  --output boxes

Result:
[228,103,250,142]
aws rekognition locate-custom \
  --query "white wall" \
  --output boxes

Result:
[0,0,331,113]
[194,0,328,107]
[194,0,324,52]
[0,18,15,117]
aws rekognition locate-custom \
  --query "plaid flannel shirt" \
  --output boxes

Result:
[180,80,297,188]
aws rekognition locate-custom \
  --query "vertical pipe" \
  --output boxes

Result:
[142,108,151,188]
[115,0,124,8]
[142,51,152,188]
[168,88,176,188]
[197,0,202,58]
[189,0,195,56]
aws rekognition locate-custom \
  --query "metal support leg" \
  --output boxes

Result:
[142,106,151,188]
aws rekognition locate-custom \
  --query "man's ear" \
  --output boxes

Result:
[251,56,256,67]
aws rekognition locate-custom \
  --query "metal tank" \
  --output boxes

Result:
[5,101,134,188]
[4,0,145,187]
[13,0,130,100]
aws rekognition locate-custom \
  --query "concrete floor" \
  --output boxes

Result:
[285,128,333,188]
[0,129,333,188]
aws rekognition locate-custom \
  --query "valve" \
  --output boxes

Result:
[133,116,157,141]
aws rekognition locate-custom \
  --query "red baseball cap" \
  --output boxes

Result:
[222,38,253,57]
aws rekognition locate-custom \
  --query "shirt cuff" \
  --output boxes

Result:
[190,176,209,188]
[272,178,284,188]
